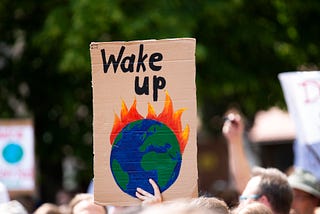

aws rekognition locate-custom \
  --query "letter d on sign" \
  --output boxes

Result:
[300,80,320,103]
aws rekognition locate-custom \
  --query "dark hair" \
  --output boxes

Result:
[252,167,293,214]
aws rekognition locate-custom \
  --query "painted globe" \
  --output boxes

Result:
[110,119,182,197]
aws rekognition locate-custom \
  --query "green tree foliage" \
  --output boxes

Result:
[1,0,320,201]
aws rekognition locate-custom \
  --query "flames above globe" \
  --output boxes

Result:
[110,91,189,153]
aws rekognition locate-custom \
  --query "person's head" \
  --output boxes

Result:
[0,200,28,214]
[69,193,106,214]
[33,203,62,214]
[233,201,272,214]
[288,168,320,214]
[138,199,221,214]
[190,196,230,214]
[239,167,293,214]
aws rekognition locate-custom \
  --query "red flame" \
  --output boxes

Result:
[110,91,189,153]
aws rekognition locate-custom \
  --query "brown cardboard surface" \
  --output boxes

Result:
[90,38,198,206]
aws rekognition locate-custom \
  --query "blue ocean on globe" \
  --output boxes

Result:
[110,119,182,197]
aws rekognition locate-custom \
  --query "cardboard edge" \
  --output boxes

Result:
[90,38,196,48]
[0,119,33,126]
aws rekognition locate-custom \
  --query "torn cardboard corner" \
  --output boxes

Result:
[90,38,198,206]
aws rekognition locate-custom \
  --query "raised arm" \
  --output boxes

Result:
[223,112,251,193]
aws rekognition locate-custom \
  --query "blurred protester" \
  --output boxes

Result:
[33,203,64,214]
[189,196,230,214]
[137,185,230,213]
[232,201,272,214]
[56,189,74,206]
[138,198,221,214]
[237,167,292,214]
[223,110,320,214]
[69,193,106,214]
[15,194,36,213]
[223,111,293,214]
[55,189,74,214]
[222,110,251,192]
[288,167,320,214]
[0,200,28,214]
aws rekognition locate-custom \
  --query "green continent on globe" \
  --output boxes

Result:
[111,159,129,190]
[139,123,181,188]
[141,152,179,187]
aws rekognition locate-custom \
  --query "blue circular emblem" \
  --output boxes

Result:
[2,142,24,164]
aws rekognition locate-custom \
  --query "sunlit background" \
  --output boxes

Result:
[1,0,319,211]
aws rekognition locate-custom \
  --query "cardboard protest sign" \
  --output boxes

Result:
[278,71,320,179]
[0,119,35,195]
[90,38,198,206]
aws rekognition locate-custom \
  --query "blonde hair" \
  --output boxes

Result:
[68,193,93,213]
[190,196,230,214]
[233,202,272,214]
[33,203,62,214]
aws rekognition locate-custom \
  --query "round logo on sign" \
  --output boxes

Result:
[2,142,24,164]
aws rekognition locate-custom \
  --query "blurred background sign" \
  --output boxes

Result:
[278,71,320,179]
[279,71,320,144]
[0,119,35,196]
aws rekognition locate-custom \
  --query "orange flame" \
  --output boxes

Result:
[110,91,190,153]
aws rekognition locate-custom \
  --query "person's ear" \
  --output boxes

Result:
[258,195,272,211]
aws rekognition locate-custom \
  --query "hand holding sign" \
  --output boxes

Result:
[136,179,162,206]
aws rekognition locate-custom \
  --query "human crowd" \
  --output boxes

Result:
[1,110,320,214]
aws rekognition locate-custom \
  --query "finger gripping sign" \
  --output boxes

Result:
[90,38,198,206]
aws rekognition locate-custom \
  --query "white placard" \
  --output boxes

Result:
[278,71,320,144]
[279,71,320,179]
[0,120,35,192]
